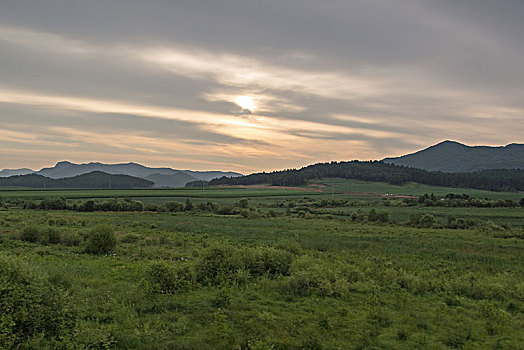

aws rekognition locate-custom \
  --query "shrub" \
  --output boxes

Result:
[196,245,237,285]
[60,231,82,246]
[20,226,63,245]
[20,225,42,243]
[284,256,338,297]
[85,226,117,254]
[40,197,67,210]
[238,198,249,208]
[419,214,436,228]
[350,211,365,222]
[184,198,194,211]
[84,200,97,212]
[146,262,194,294]
[367,209,378,222]
[0,255,76,348]
[46,227,61,244]
[163,201,184,212]
[196,245,293,286]
[367,209,390,223]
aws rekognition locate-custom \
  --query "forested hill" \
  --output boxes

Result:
[0,171,154,189]
[383,140,524,172]
[209,161,524,192]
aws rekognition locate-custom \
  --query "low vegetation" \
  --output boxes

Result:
[0,183,523,348]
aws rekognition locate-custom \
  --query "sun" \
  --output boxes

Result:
[235,95,255,112]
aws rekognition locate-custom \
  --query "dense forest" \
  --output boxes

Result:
[210,161,524,192]
[0,171,154,189]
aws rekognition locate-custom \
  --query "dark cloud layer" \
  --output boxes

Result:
[0,0,522,172]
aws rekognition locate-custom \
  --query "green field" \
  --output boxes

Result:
[0,187,316,200]
[312,178,524,200]
[1,183,523,349]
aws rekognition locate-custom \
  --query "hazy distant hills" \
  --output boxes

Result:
[0,171,154,189]
[22,161,242,187]
[0,168,35,177]
[383,141,524,172]
[144,173,200,188]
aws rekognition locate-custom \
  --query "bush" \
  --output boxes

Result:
[196,245,293,286]
[350,211,365,222]
[46,227,61,244]
[40,197,67,210]
[184,198,193,211]
[85,226,117,254]
[0,254,76,348]
[20,226,63,245]
[146,262,194,294]
[410,213,436,228]
[20,225,42,243]
[238,198,249,208]
[60,231,82,246]
[419,214,436,228]
[367,209,390,223]
[163,201,184,212]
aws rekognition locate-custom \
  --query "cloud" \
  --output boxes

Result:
[0,1,523,171]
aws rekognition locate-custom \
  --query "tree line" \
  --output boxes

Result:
[209,161,524,192]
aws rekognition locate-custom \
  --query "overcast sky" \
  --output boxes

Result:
[1,0,523,173]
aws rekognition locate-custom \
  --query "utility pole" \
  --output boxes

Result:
[331,183,334,200]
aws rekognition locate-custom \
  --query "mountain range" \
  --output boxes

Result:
[1,141,522,189]
[0,161,242,188]
[383,140,524,172]
[0,168,35,177]
[0,171,154,189]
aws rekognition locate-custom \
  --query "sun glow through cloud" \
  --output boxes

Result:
[0,1,523,173]
[235,96,255,112]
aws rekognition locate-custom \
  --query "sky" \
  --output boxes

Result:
[1,0,523,173]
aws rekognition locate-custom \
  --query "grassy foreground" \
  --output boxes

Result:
[1,182,523,349]
[1,203,523,349]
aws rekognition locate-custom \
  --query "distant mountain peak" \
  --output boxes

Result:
[438,140,463,145]
[383,140,524,172]
[56,161,73,166]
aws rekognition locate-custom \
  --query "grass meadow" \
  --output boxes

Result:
[0,181,523,349]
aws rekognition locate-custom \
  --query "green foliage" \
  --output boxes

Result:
[419,214,436,228]
[367,208,390,222]
[46,227,61,244]
[20,225,41,243]
[0,254,76,348]
[0,189,523,348]
[163,201,184,212]
[40,197,67,210]
[238,198,249,208]
[210,160,524,192]
[60,231,82,246]
[85,225,117,254]
[20,225,61,244]
[409,213,437,228]
[145,262,194,294]
[196,244,292,285]
[184,198,194,211]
